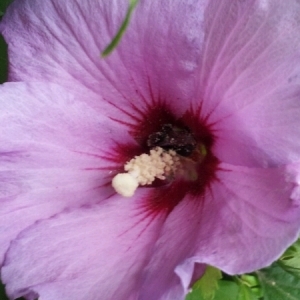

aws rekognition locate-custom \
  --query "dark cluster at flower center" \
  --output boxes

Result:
[147,124,197,157]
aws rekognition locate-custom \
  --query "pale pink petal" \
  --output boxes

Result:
[2,189,207,300]
[0,82,133,264]
[139,197,207,300]
[196,0,300,166]
[136,162,300,299]
[3,0,300,166]
[0,0,208,116]
[2,192,165,300]
[213,83,300,167]
[191,163,300,274]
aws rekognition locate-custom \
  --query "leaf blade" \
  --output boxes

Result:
[101,0,139,57]
[257,262,300,300]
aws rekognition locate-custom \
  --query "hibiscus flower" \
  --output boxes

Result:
[1,0,300,299]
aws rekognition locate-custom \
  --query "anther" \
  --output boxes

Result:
[112,147,181,197]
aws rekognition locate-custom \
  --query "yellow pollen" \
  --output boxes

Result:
[112,147,181,197]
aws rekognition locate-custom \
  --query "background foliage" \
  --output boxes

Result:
[0,0,10,84]
[187,240,300,300]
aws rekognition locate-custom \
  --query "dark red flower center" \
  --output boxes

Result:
[111,100,219,214]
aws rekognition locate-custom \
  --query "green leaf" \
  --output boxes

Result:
[190,266,222,300]
[186,280,239,300]
[0,282,9,300]
[0,0,14,18]
[279,239,300,279]
[186,288,206,300]
[101,0,139,57]
[281,238,300,261]
[0,34,8,84]
[257,262,300,300]
[0,0,12,84]
[238,274,262,299]
[237,283,258,300]
[214,280,240,300]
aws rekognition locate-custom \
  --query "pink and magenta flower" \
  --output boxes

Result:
[1,0,300,299]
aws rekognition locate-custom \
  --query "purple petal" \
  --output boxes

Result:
[0,82,133,263]
[192,163,300,274]
[196,0,300,166]
[2,0,300,167]
[0,0,206,115]
[138,163,300,298]
[139,197,209,299]
[2,192,165,300]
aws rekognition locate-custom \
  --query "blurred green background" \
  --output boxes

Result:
[0,0,10,84]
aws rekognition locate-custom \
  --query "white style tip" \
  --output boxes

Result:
[112,173,139,197]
